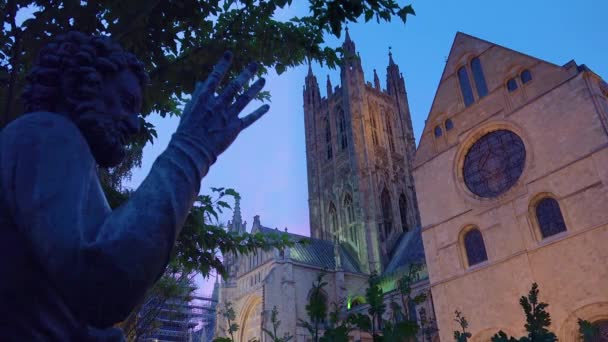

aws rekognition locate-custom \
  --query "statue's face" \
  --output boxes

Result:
[75,70,142,168]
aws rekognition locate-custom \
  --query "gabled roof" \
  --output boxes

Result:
[384,225,426,276]
[257,226,362,274]
[415,32,580,167]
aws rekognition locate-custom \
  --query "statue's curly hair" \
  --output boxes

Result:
[22,31,149,114]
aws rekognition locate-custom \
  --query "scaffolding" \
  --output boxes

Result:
[137,290,218,342]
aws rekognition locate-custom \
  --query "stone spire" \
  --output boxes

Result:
[341,26,362,76]
[229,195,244,234]
[373,69,381,90]
[304,61,321,107]
[326,75,333,97]
[342,26,356,59]
[386,46,402,96]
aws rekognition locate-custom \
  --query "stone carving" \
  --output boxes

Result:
[0,32,269,340]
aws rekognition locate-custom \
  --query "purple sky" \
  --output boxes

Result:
[125,0,608,294]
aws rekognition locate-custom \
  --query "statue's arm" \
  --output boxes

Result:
[1,52,268,327]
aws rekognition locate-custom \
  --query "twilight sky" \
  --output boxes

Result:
[125,0,608,291]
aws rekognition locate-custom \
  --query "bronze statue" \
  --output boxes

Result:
[0,31,269,341]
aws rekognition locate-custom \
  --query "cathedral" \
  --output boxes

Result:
[215,29,432,342]
[215,31,608,342]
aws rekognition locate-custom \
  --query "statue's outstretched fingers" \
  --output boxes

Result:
[217,62,258,108]
[229,78,265,117]
[180,81,205,128]
[201,51,233,98]
[240,104,270,130]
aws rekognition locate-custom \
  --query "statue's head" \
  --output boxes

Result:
[22,31,149,168]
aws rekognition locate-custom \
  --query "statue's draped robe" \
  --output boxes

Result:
[0,112,211,341]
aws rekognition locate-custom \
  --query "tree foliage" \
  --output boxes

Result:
[490,283,557,342]
[1,0,415,127]
[214,301,239,342]
[578,319,601,342]
[262,306,294,342]
[348,269,421,342]
[453,310,472,342]
[300,273,329,342]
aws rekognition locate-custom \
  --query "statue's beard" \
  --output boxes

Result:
[73,108,129,168]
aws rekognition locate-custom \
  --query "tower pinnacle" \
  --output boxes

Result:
[230,195,244,233]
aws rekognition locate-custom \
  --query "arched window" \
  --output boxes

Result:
[464,228,488,266]
[458,66,475,107]
[399,193,409,232]
[344,194,355,223]
[386,116,395,152]
[521,69,533,84]
[507,78,518,92]
[470,57,488,98]
[380,188,393,237]
[370,110,379,146]
[589,320,608,342]
[445,118,454,131]
[337,108,348,150]
[434,125,442,137]
[325,117,332,160]
[536,198,567,238]
[328,202,338,236]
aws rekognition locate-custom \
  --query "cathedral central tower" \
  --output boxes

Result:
[303,30,420,273]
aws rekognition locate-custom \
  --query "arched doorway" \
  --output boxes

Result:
[238,296,263,342]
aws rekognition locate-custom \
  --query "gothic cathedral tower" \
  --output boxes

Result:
[303,30,421,273]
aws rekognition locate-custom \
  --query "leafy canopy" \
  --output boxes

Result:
[2,0,415,127]
[491,283,557,342]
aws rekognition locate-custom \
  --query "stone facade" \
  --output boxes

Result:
[303,29,420,273]
[414,32,608,341]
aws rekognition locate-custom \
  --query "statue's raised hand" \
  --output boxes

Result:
[176,51,269,159]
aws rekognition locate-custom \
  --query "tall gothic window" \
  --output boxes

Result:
[399,193,409,232]
[470,57,488,98]
[464,228,488,266]
[458,66,475,107]
[386,115,395,152]
[380,188,393,237]
[536,197,567,238]
[370,111,379,146]
[328,202,338,237]
[325,117,332,160]
[344,194,355,223]
[337,108,348,150]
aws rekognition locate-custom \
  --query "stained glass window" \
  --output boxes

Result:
[464,228,488,266]
[399,193,409,232]
[445,119,454,131]
[325,117,332,160]
[521,69,533,84]
[458,66,475,107]
[463,130,526,198]
[590,320,608,342]
[380,188,393,237]
[507,78,518,92]
[471,57,488,98]
[536,198,567,238]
